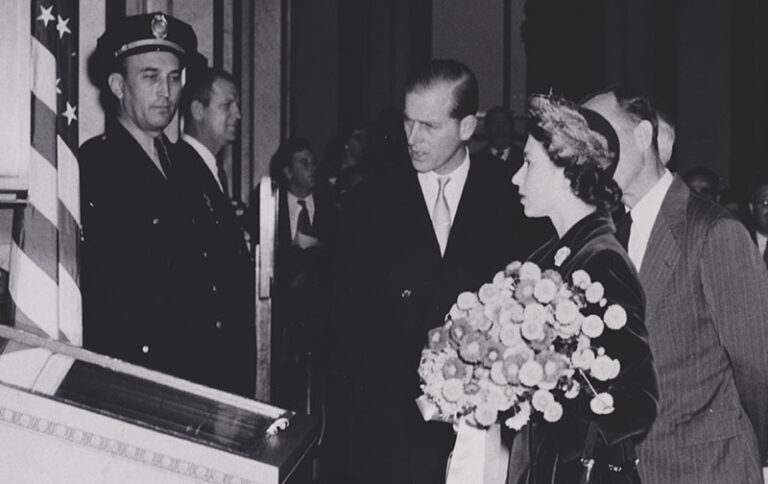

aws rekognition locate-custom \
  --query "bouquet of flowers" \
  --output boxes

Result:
[417,249,627,432]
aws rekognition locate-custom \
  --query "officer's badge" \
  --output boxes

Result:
[151,14,168,40]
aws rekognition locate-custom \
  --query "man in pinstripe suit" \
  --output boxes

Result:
[584,86,768,483]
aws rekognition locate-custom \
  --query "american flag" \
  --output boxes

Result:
[6,0,81,355]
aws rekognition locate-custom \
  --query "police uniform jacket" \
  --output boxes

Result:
[80,122,254,396]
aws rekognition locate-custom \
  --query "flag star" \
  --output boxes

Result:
[56,15,71,39]
[56,78,62,95]
[62,102,77,126]
[37,5,55,27]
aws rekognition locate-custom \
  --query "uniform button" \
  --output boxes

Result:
[212,285,217,292]
[152,218,160,225]
[202,251,208,258]
[141,345,150,354]
[215,321,222,329]
[215,219,220,225]
[401,289,412,299]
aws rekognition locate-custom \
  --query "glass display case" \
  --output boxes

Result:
[0,324,318,484]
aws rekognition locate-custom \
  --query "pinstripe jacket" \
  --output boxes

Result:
[636,176,768,484]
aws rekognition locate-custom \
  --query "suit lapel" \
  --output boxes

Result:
[443,160,479,265]
[639,177,687,318]
[393,168,443,261]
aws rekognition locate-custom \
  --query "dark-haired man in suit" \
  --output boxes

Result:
[474,105,522,179]
[175,67,256,397]
[335,59,541,484]
[583,86,768,484]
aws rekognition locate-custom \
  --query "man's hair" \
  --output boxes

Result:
[405,59,478,120]
[270,138,314,181]
[586,85,660,154]
[750,173,768,202]
[181,67,237,125]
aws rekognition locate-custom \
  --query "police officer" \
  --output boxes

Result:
[80,13,255,398]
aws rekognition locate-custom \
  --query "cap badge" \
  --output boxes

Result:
[151,13,168,40]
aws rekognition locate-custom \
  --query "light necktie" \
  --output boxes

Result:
[216,164,229,199]
[153,136,173,180]
[295,199,313,243]
[433,176,451,255]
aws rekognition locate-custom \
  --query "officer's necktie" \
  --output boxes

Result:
[154,136,173,179]
[216,164,229,200]
[295,199,313,241]
[433,176,451,255]
[615,210,633,250]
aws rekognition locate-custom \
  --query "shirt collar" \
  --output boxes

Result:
[629,169,674,231]
[417,147,471,186]
[182,133,219,184]
[492,146,510,160]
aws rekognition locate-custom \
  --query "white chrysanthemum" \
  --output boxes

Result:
[487,384,513,411]
[604,304,628,330]
[474,403,498,427]
[571,270,591,289]
[449,304,467,321]
[532,389,555,412]
[490,361,507,385]
[519,262,542,281]
[499,324,523,347]
[555,300,579,324]
[499,301,524,325]
[585,282,605,304]
[478,283,501,305]
[456,291,479,310]
[505,260,523,275]
[577,334,591,350]
[521,318,545,341]
[543,401,564,422]
[492,270,506,286]
[523,303,547,325]
[519,360,544,386]
[590,392,615,415]
[581,314,604,338]
[504,342,534,361]
[590,355,620,381]
[554,247,571,267]
[534,278,558,304]
[555,313,582,337]
[442,378,465,402]
[505,401,531,431]
[572,348,596,370]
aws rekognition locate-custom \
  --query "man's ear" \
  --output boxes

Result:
[191,99,205,121]
[107,72,124,100]
[459,114,477,142]
[749,202,755,216]
[282,165,292,182]
[634,119,654,151]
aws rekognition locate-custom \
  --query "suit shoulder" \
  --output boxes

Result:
[79,134,109,160]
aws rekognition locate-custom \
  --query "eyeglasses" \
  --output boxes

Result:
[755,199,768,208]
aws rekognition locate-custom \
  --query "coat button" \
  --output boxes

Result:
[202,251,208,258]
[141,345,150,354]
[401,289,412,299]
[215,321,222,329]
[212,285,217,292]
[152,218,160,225]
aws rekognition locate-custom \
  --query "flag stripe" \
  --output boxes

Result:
[31,95,57,168]
[58,200,79,286]
[8,242,58,338]
[28,148,59,229]
[57,136,80,225]
[57,266,81,345]
[31,37,57,114]
[12,206,58,282]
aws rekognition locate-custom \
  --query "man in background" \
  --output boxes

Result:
[583,86,768,484]
[474,105,522,179]
[176,67,256,397]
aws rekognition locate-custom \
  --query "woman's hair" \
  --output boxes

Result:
[527,94,622,210]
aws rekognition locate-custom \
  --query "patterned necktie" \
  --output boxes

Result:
[295,199,313,240]
[433,176,451,255]
[615,210,633,250]
[153,136,173,179]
